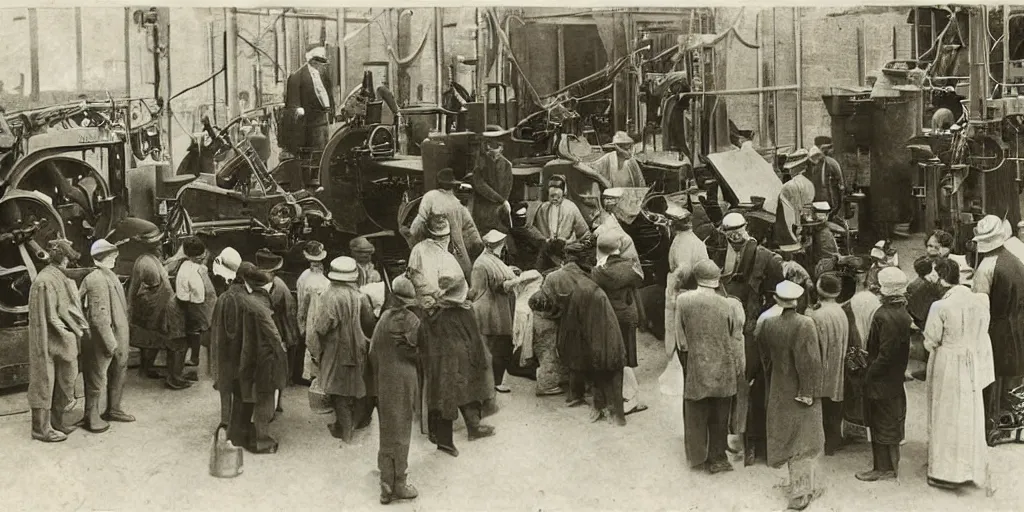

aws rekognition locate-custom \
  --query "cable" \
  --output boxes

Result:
[237,33,287,77]
[170,67,225,102]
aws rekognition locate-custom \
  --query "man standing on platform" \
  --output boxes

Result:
[283,43,335,188]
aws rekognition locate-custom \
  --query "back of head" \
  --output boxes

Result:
[933,257,960,285]
[913,255,934,279]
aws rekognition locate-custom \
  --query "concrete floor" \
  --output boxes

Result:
[1,235,1022,511]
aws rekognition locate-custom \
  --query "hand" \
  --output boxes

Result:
[794,396,813,406]
[295,107,305,117]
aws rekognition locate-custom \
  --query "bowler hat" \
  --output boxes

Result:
[255,248,284,272]
[437,168,461,187]
[238,262,271,288]
[693,259,721,289]
[327,256,359,282]
[349,236,375,254]
[303,241,327,262]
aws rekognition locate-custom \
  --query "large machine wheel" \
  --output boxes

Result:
[0,191,67,315]
[8,156,113,259]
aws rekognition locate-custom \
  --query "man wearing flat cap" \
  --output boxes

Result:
[674,259,746,473]
[758,280,824,510]
[282,43,335,187]
[856,267,912,482]
[659,204,709,393]
[27,239,88,442]
[971,214,1024,438]
[470,230,519,393]
[808,136,845,214]
[237,262,289,454]
[79,239,134,434]
[470,137,514,235]
[807,272,849,455]
[407,168,484,283]
[349,237,382,288]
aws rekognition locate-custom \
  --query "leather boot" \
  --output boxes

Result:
[461,403,495,440]
[165,351,193,390]
[31,409,66,443]
[82,392,109,433]
[140,349,163,379]
[329,398,355,442]
[50,406,77,436]
[392,474,419,501]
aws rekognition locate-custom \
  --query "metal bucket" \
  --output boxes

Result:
[209,425,243,478]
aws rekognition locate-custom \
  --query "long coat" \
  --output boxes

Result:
[238,289,289,402]
[924,285,995,484]
[80,267,130,359]
[758,309,824,469]
[808,302,849,401]
[27,265,87,409]
[409,189,484,282]
[470,153,514,234]
[538,263,625,372]
[280,64,335,153]
[212,282,249,392]
[370,305,420,460]
[591,255,644,326]
[664,228,708,353]
[312,283,376,398]
[863,301,912,444]
[973,246,1024,377]
[296,268,330,343]
[470,251,516,336]
[806,156,844,210]
[270,276,299,349]
[675,288,745,401]
[128,252,185,348]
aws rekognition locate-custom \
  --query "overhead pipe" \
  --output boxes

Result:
[435,7,444,106]
[794,6,803,148]
[755,9,764,145]
[226,8,240,120]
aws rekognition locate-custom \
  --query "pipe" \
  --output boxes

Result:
[476,7,487,128]
[677,84,801,98]
[772,7,778,147]
[208,23,217,123]
[794,7,803,148]
[28,8,39,102]
[75,8,84,91]
[124,7,131,98]
[968,6,989,121]
[1004,5,1011,89]
[156,7,172,169]
[755,9,764,146]
[338,8,347,101]
[226,8,240,120]
[435,7,444,106]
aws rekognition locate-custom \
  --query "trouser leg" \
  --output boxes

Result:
[356,396,376,429]
[567,371,587,403]
[788,456,817,500]
[187,333,201,366]
[460,401,495,439]
[683,399,710,467]
[330,395,356,442]
[106,350,129,415]
[229,385,253,447]
[871,442,893,472]
[822,398,844,454]
[50,359,77,435]
[489,335,512,386]
[707,397,732,464]
[605,369,625,423]
[888,444,901,476]
[250,392,278,453]
[431,411,455,448]
[140,348,160,377]
[590,371,607,411]
[622,366,642,409]
[83,348,111,431]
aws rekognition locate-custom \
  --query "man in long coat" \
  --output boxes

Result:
[807,272,849,455]
[758,280,824,511]
[312,256,377,442]
[256,249,298,398]
[675,259,745,473]
[538,243,627,425]
[971,215,1024,438]
[282,44,335,187]
[128,228,189,389]
[237,263,289,454]
[719,212,784,463]
[79,239,135,434]
[407,168,484,282]
[212,257,250,446]
[297,241,330,385]
[807,140,845,216]
[659,205,708,395]
[530,175,590,243]
[856,267,912,482]
[470,230,517,393]
[470,138,514,235]
[27,239,88,442]
[371,275,421,504]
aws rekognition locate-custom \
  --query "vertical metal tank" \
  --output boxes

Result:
[420,132,450,191]
[868,88,923,237]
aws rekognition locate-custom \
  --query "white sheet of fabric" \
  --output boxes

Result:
[307,65,331,109]
[623,366,644,411]
[360,281,386,317]
[848,291,882,348]
[924,285,994,484]
[658,354,686,396]
[511,270,543,362]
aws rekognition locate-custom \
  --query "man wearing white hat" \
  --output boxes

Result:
[470,230,518,393]
[610,131,645,188]
[283,43,335,187]
[778,148,816,243]
[311,256,378,442]
[972,214,1024,438]
[856,267,912,482]
[674,259,746,473]
[296,241,330,387]
[79,239,135,433]
[659,204,708,395]
[758,280,824,510]
[209,249,252,446]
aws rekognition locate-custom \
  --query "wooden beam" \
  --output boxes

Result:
[28,8,39,101]
[557,26,566,88]
[75,8,84,91]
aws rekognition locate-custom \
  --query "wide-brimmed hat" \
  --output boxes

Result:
[612,131,634,146]
[255,248,283,272]
[808,145,825,162]
[783,148,810,170]
[816,272,842,298]
[775,280,804,306]
[426,215,451,237]
[90,238,118,260]
[693,259,721,289]
[878,267,909,297]
[437,168,461,187]
[238,262,271,288]
[327,256,359,282]
[212,247,242,281]
[973,215,1007,253]
[482,229,507,246]
[349,236,375,254]
[303,241,327,262]
[135,228,164,245]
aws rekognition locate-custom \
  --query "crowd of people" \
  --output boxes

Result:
[22,130,1024,510]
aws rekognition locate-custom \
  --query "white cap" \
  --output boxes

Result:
[775,280,804,301]
[212,247,242,281]
[602,188,625,199]
[482,229,507,245]
[812,201,831,212]
[722,212,747,231]
[90,239,118,259]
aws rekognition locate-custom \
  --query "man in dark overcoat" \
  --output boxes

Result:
[282,43,335,187]
[211,258,250,447]
[856,267,912,482]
